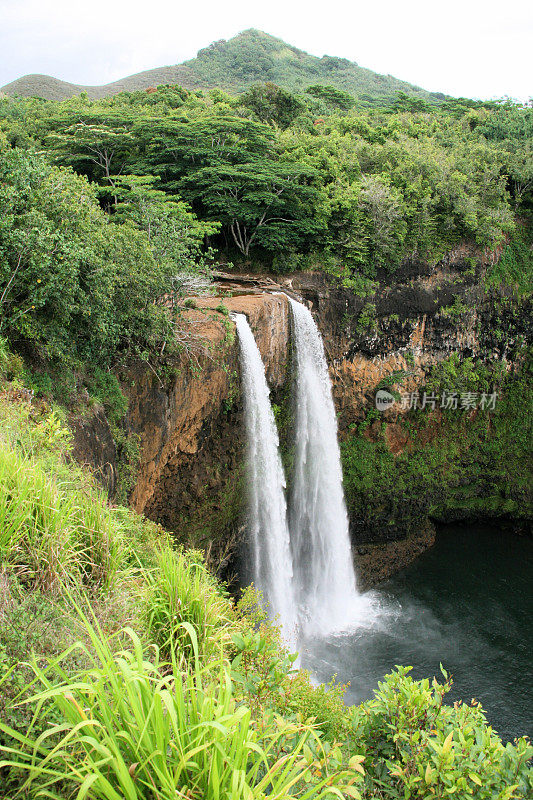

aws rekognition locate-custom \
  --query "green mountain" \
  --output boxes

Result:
[1,29,446,104]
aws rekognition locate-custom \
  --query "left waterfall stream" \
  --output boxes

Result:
[234,313,298,647]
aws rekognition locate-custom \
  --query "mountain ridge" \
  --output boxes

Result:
[1,28,447,104]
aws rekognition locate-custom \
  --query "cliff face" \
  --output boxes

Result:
[283,256,531,585]
[72,257,530,584]
[125,292,290,568]
[286,255,523,430]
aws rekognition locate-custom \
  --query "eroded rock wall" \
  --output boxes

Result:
[125,292,290,568]
[73,257,530,585]
[283,257,531,584]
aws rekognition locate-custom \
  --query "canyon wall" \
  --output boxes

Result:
[285,254,531,583]
[73,255,531,585]
[126,293,289,570]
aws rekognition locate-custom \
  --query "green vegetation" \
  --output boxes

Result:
[0,358,531,798]
[185,30,444,105]
[0,147,213,376]
[485,224,533,294]
[1,85,531,291]
[350,666,532,799]
[142,548,233,661]
[1,30,445,105]
[341,352,533,535]
[0,623,360,800]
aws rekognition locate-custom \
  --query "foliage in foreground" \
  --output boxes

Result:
[0,618,362,800]
[1,619,531,799]
[142,547,234,663]
[351,666,532,799]
[0,384,530,798]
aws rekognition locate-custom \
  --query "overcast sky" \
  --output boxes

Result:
[1,0,531,101]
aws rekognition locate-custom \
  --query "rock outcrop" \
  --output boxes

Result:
[72,255,531,585]
[125,292,290,569]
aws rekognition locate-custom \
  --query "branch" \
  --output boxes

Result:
[0,251,25,326]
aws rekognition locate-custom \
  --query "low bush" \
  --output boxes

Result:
[85,368,129,425]
[0,338,24,383]
[282,671,351,744]
[350,666,533,799]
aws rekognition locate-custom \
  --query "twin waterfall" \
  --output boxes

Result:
[236,297,361,644]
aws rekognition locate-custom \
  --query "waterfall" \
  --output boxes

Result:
[236,301,372,646]
[234,314,297,641]
[288,297,361,636]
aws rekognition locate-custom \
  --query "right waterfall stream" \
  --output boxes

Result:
[287,297,363,636]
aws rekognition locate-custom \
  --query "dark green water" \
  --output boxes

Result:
[299,524,533,742]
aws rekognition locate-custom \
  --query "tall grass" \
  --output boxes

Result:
[0,377,363,798]
[0,443,124,592]
[0,614,360,799]
[143,548,234,663]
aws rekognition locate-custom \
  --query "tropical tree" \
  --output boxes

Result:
[239,82,305,128]
[45,109,135,204]
[179,161,320,256]
[0,149,171,366]
[113,174,219,275]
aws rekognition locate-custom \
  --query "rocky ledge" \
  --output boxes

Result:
[71,260,531,584]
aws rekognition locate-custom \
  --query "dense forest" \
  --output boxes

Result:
[1,83,531,377]
[0,75,532,799]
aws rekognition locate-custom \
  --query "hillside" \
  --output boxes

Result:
[1,28,446,104]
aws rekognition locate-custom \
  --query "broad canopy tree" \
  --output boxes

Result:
[45,110,135,205]
[179,161,320,256]
[136,111,322,256]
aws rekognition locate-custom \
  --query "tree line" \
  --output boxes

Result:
[0,83,531,371]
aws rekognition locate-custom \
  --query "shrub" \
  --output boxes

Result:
[232,588,350,744]
[86,368,128,424]
[281,671,351,743]
[0,338,23,382]
[350,666,533,799]
[215,302,230,316]
[230,622,297,716]
[21,367,53,398]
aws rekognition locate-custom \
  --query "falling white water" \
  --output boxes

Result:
[288,297,364,636]
[235,314,297,642]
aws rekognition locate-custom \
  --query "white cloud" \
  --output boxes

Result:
[1,0,531,100]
